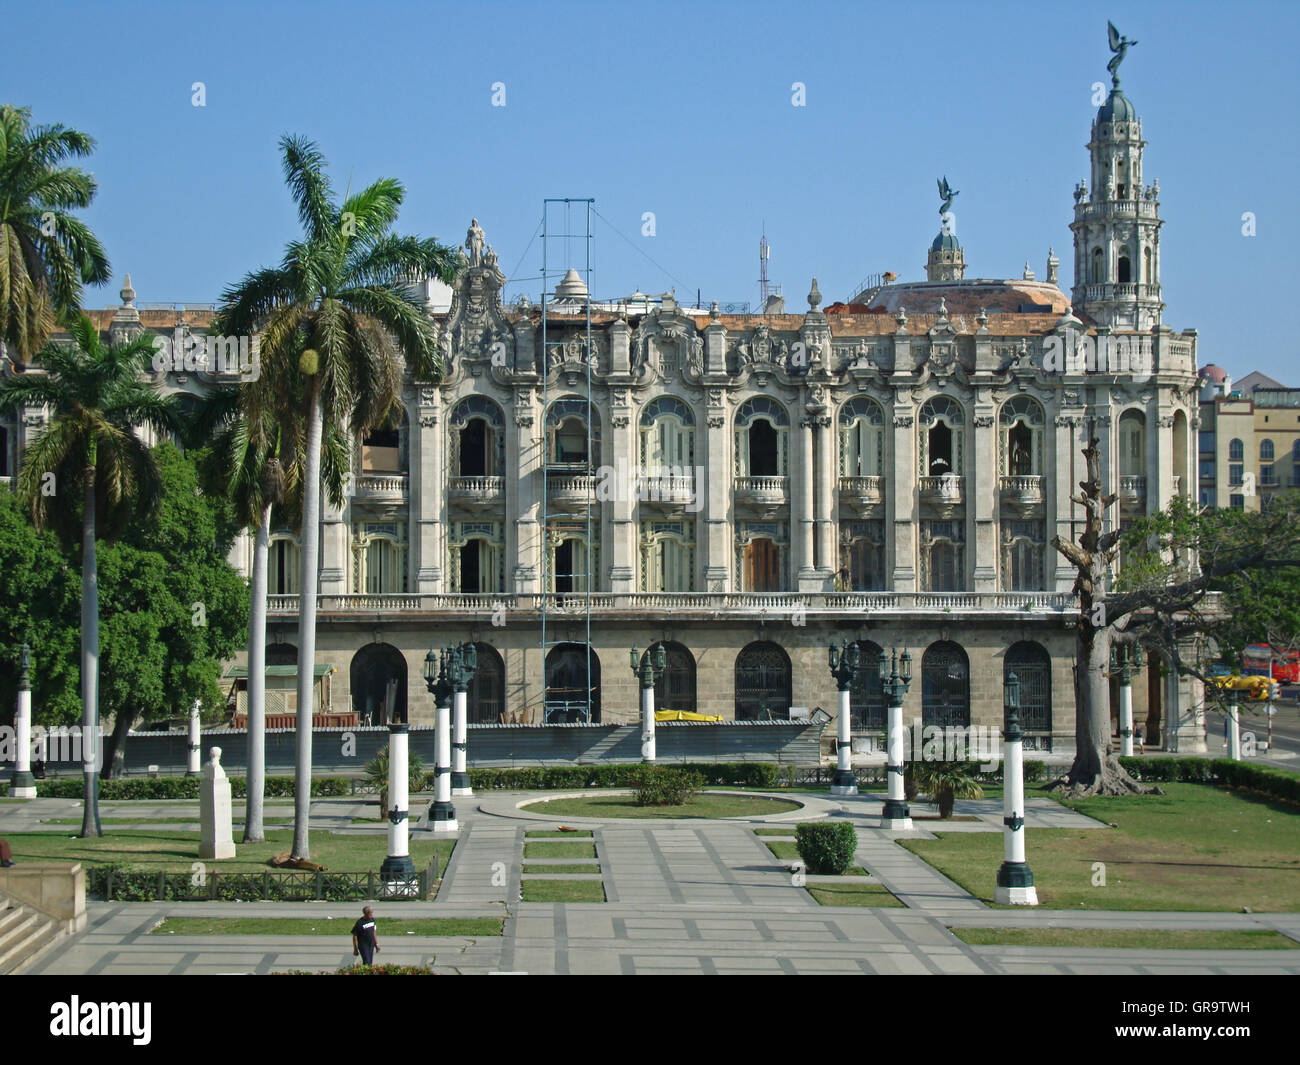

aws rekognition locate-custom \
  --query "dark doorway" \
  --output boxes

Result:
[545,643,600,722]
[460,419,491,476]
[922,641,970,728]
[644,642,696,715]
[744,538,780,592]
[350,643,408,725]
[749,420,779,476]
[928,422,953,474]
[469,643,505,724]
[735,641,792,720]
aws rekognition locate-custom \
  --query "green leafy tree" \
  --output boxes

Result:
[0,106,111,367]
[215,135,458,859]
[0,315,177,835]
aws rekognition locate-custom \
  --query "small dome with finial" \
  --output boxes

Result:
[120,274,136,306]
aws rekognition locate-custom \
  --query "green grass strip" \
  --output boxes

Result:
[520,879,606,902]
[523,841,597,859]
[151,917,503,937]
[950,927,1299,951]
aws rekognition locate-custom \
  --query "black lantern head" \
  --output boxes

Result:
[652,643,667,673]
[1006,671,1021,711]
[900,649,912,685]
[423,649,438,689]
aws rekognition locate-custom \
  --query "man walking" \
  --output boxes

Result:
[351,906,381,966]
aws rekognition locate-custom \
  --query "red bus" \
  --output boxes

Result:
[1243,645,1300,683]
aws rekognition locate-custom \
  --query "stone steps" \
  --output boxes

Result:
[0,899,62,975]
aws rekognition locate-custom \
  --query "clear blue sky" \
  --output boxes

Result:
[4,0,1297,382]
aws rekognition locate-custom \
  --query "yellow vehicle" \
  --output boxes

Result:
[1209,674,1273,701]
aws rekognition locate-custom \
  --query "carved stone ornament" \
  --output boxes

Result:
[419,414,437,429]
[893,414,914,429]
[973,414,994,429]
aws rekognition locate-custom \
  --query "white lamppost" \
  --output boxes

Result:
[380,721,415,880]
[995,673,1038,906]
[828,640,861,796]
[879,648,913,830]
[451,642,477,797]
[186,699,202,776]
[1227,697,1241,761]
[423,648,458,833]
[11,643,36,799]
[630,644,668,763]
[1111,642,1143,758]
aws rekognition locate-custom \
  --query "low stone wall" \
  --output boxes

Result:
[0,863,87,933]
[113,722,824,774]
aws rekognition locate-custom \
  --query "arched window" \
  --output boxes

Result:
[1091,247,1104,284]
[734,641,791,721]
[1292,440,1300,462]
[1118,246,1132,284]
[922,641,970,729]
[546,397,601,467]
[735,397,789,478]
[450,396,505,477]
[839,396,885,477]
[849,640,886,731]
[643,641,696,715]
[1229,438,1244,461]
[641,522,695,592]
[268,537,300,595]
[640,396,695,471]
[1006,642,1051,736]
[468,643,505,724]
[545,643,600,722]
[841,525,885,591]
[1143,247,1152,284]
[999,396,1045,476]
[1119,411,1146,478]
[350,643,408,725]
[919,396,964,477]
[1261,439,1275,461]
[364,537,401,593]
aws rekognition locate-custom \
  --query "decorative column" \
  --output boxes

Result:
[631,644,668,762]
[795,415,817,589]
[423,649,458,833]
[814,413,835,580]
[879,648,913,829]
[416,389,442,592]
[186,699,202,776]
[10,643,36,799]
[380,722,415,879]
[828,640,861,796]
[1111,642,1143,757]
[995,673,1038,905]
[451,642,477,796]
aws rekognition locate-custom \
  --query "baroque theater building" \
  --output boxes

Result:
[0,56,1207,758]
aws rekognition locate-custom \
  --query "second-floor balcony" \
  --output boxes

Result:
[838,476,885,513]
[999,474,1045,515]
[352,474,409,504]
[734,475,789,517]
[635,471,698,509]
[919,474,964,515]
[545,470,597,511]
[1119,475,1146,510]
[449,475,504,511]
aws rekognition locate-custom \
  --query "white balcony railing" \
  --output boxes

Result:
[1119,475,1147,506]
[734,475,789,495]
[838,476,885,510]
[999,474,1045,512]
[635,472,697,505]
[353,473,409,499]
[449,475,504,510]
[919,474,964,507]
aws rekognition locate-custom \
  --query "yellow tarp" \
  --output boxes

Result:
[654,710,723,722]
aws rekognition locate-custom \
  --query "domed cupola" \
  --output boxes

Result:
[926,176,966,281]
[1096,86,1137,124]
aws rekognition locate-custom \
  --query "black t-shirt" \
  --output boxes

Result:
[351,918,377,947]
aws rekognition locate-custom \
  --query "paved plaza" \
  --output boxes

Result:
[6,790,1300,975]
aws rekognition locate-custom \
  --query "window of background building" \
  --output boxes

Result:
[1230,494,1244,510]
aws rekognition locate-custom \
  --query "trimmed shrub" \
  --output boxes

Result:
[629,767,704,806]
[35,775,350,801]
[464,762,781,792]
[794,821,858,875]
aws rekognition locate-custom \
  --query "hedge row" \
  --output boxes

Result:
[463,762,784,791]
[30,776,351,800]
[1119,756,1300,803]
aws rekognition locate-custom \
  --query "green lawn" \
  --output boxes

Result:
[523,841,597,859]
[43,817,293,826]
[522,793,801,820]
[151,916,503,937]
[806,881,904,907]
[3,829,454,877]
[524,829,593,838]
[902,783,1300,911]
[753,828,796,837]
[520,879,606,902]
[522,863,599,874]
[950,927,1299,951]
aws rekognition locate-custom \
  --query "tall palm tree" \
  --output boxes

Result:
[0,106,111,368]
[189,379,348,842]
[0,314,177,836]
[217,135,459,859]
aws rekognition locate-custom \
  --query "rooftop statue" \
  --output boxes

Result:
[937,176,958,217]
[1107,21,1138,87]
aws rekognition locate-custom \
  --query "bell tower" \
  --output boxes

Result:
[1070,23,1163,331]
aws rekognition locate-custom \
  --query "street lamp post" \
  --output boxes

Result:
[1111,642,1144,757]
[186,699,202,777]
[1227,695,1241,761]
[631,644,668,762]
[879,648,913,830]
[450,642,477,797]
[995,672,1038,905]
[379,720,415,881]
[11,643,36,799]
[423,649,458,833]
[828,640,862,796]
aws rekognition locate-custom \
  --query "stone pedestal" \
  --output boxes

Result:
[199,747,236,860]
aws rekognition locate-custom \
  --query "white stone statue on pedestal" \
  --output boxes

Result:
[199,747,236,860]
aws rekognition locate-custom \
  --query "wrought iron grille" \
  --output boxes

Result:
[922,642,970,728]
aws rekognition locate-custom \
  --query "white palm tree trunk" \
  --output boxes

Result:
[292,391,324,859]
[244,502,272,842]
[80,470,102,838]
